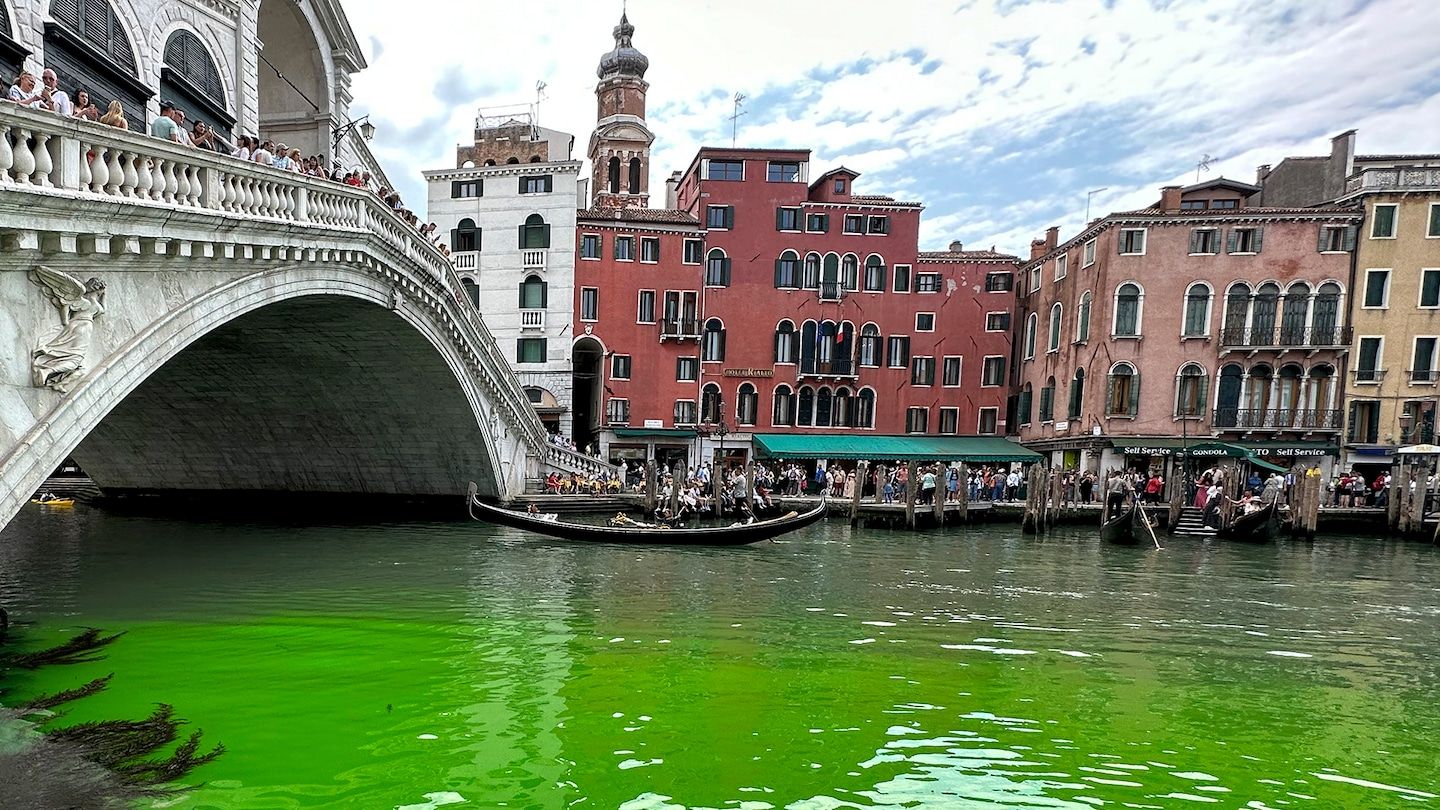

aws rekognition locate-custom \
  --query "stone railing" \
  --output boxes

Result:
[544,445,619,480]
[1343,167,1440,196]
[0,104,563,464]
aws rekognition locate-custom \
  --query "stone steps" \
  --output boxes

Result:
[1173,506,1218,537]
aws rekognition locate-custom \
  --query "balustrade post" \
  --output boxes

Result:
[198,166,222,210]
[55,135,82,190]
[294,185,310,223]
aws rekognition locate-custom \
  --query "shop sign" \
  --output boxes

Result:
[1054,421,1070,431]
[723,368,775,378]
[643,419,663,428]
[1261,447,1335,457]
[1116,445,1178,456]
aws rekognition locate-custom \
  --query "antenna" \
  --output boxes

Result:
[728,92,747,148]
[1196,153,1214,182]
[534,80,548,136]
[1085,187,1109,223]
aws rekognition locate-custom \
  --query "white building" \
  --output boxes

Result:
[424,109,581,439]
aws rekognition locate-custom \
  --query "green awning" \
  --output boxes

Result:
[1248,457,1289,474]
[752,434,1041,463]
[612,428,697,439]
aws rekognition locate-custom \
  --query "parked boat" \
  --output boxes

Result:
[467,484,826,545]
[1100,503,1141,545]
[1217,501,1281,542]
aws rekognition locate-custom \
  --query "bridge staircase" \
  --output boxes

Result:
[1172,507,1218,538]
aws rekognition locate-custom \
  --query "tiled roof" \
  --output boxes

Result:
[1357,153,1440,162]
[577,207,699,225]
[918,250,1020,262]
[1108,205,1360,218]
[849,194,923,207]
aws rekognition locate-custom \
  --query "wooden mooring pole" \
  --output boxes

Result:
[644,459,657,513]
[670,461,683,518]
[905,461,918,530]
[932,464,945,527]
[850,460,868,526]
[1022,464,1044,534]
[958,463,970,522]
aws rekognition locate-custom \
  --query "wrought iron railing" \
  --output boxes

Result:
[1212,408,1344,430]
[1219,326,1351,348]
[1352,369,1387,383]
[659,317,702,339]
[798,357,858,378]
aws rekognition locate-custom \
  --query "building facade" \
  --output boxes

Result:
[424,115,582,438]
[1012,181,1361,480]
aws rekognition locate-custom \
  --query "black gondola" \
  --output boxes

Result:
[1216,501,1280,542]
[1100,503,1141,545]
[467,485,827,545]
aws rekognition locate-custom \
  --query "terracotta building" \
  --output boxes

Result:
[1012,180,1361,481]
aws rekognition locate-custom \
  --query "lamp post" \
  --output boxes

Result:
[331,115,376,165]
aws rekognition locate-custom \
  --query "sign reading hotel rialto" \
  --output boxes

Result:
[723,368,775,378]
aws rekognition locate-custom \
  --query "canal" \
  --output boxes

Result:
[1,505,1438,809]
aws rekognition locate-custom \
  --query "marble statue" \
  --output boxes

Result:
[30,266,106,393]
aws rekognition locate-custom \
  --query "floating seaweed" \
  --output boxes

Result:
[19,673,113,713]
[0,627,123,670]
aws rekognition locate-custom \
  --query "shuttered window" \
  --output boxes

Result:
[164,31,224,104]
[52,0,137,75]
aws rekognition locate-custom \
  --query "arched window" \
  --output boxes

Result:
[802,253,821,289]
[1308,364,1336,422]
[1017,382,1033,425]
[1040,375,1057,421]
[821,253,840,298]
[1276,363,1304,426]
[1113,282,1142,337]
[774,320,798,363]
[706,248,731,287]
[484,159,497,167]
[628,157,642,194]
[1245,364,1274,413]
[607,156,621,193]
[1048,303,1062,352]
[836,322,856,374]
[818,321,837,366]
[841,255,859,291]
[453,217,479,252]
[506,157,520,165]
[864,256,885,291]
[1312,282,1342,344]
[1251,282,1281,346]
[1068,368,1085,419]
[518,275,546,309]
[737,383,758,425]
[797,386,815,427]
[163,30,230,136]
[1076,291,1092,343]
[1222,282,1251,345]
[50,0,135,73]
[856,389,876,428]
[520,213,550,249]
[461,277,479,308]
[1024,312,1038,359]
[815,387,834,427]
[702,318,726,362]
[1215,363,1244,427]
[773,385,795,426]
[529,155,542,163]
[859,323,881,367]
[1175,363,1207,417]
[800,320,818,374]
[45,0,140,130]
[774,250,800,289]
[1106,363,1139,417]
[1183,282,1211,337]
[701,383,722,424]
[834,387,853,427]
[1280,282,1311,345]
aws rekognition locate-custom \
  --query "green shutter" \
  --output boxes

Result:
[541,224,551,248]
[1190,230,1202,254]
[1226,229,1238,254]
[1342,225,1358,251]
[1105,375,1117,414]
[774,258,783,288]
[1252,227,1264,253]
[776,208,785,230]
[725,208,735,229]
[450,229,458,250]
[723,258,732,286]
[518,225,525,249]
[451,180,461,198]
[1128,373,1141,416]
[539,281,548,308]
[1346,403,1359,443]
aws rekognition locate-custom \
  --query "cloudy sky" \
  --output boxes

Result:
[344,0,1440,256]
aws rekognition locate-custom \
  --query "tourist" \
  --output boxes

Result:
[947,466,960,502]
[1005,468,1021,501]
[1145,473,1164,504]
[150,100,182,142]
[1262,472,1284,504]
[40,69,70,116]
[9,71,48,108]
[71,88,99,121]
[98,100,127,129]
[1079,472,1094,504]
[920,466,936,505]
[1105,472,1128,514]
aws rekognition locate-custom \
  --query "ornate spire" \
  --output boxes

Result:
[597,9,649,79]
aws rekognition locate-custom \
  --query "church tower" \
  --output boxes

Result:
[588,11,654,209]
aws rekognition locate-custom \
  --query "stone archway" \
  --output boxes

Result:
[256,0,331,157]
[571,336,604,452]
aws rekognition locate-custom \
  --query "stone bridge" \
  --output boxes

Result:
[0,105,613,530]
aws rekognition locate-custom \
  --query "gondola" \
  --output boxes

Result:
[1100,503,1141,545]
[1216,501,1280,542]
[467,484,827,545]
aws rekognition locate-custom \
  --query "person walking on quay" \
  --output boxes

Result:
[1145,473,1164,504]
[1262,472,1284,504]
[1374,471,1391,508]
[1005,468,1021,501]
[920,466,937,505]
[947,466,960,502]
[1079,471,1095,504]
[882,468,897,503]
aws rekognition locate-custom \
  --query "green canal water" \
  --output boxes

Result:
[2,506,1439,809]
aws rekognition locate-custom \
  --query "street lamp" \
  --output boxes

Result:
[331,115,376,162]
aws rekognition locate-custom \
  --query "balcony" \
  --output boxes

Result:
[659,317,702,341]
[1352,368,1387,384]
[819,282,845,302]
[1219,326,1351,350]
[1343,167,1440,197]
[1212,408,1344,431]
[798,357,858,379]
[452,251,477,270]
[522,249,547,270]
[520,309,545,331]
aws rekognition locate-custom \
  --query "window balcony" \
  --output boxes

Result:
[1409,369,1439,384]
[819,282,845,302]
[1219,326,1351,350]
[452,251,477,270]
[520,309,546,331]
[659,317,702,341]
[1212,408,1343,430]
[798,358,858,379]
[1352,369,1387,383]
[522,249,547,270]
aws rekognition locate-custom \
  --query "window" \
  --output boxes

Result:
[982,356,1005,387]
[916,272,941,293]
[706,205,734,230]
[938,408,959,435]
[768,161,802,182]
[1430,203,1440,238]
[452,218,479,252]
[886,336,910,368]
[580,287,598,321]
[1068,368,1085,420]
[834,178,846,193]
[906,407,929,434]
[1180,200,1207,211]
[859,324,881,367]
[775,320,798,363]
[815,387,834,427]
[1348,400,1381,444]
[1229,227,1263,254]
[614,235,635,261]
[776,207,801,231]
[609,354,632,380]
[628,158,642,194]
[519,175,553,194]
[1106,363,1139,416]
[1028,263,1041,294]
[864,256,886,291]
[1017,384,1033,425]
[1076,292,1092,342]
[701,384,722,423]
[893,264,911,293]
[640,237,660,263]
[1189,228,1219,255]
[516,338,547,363]
[1413,337,1438,383]
[1355,337,1383,383]
[806,213,829,232]
[676,357,698,381]
[1422,270,1440,308]
[773,385,795,426]
[802,254,821,289]
[1113,282,1142,337]
[1082,239,1096,268]
[1048,303,1062,351]
[1175,364,1207,417]
[916,313,935,332]
[674,400,697,426]
[1054,254,1068,281]
[518,275,547,309]
[842,255,860,291]
[977,407,999,435]
[705,249,732,287]
[943,357,962,387]
[1183,283,1211,337]
[1039,377,1055,422]
[774,251,800,289]
[520,213,550,249]
[868,216,889,235]
[637,290,656,323]
[986,312,1010,332]
[796,386,814,426]
[705,159,744,180]
[1023,313,1038,359]
[1212,199,1238,210]
[843,214,863,234]
[985,272,1013,292]
[702,319,726,362]
[1371,204,1398,238]
[1118,228,1146,255]
[451,180,482,198]
[1319,225,1354,252]
[607,156,620,193]
[606,398,629,425]
[580,234,601,259]
[911,357,935,386]
[1363,269,1391,308]
[736,383,759,425]
[683,239,703,264]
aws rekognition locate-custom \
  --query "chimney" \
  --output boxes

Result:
[1159,185,1182,213]
[1325,129,1357,202]
[1029,238,1047,261]
[1044,226,1059,252]
[948,240,964,252]
[1256,164,1271,185]
[665,170,681,209]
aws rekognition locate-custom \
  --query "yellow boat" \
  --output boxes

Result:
[31,497,75,506]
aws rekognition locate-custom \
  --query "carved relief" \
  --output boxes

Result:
[29,266,106,393]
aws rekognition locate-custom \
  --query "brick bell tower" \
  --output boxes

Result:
[588,10,654,209]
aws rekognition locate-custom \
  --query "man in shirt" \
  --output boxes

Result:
[150,100,182,143]
[40,69,70,116]
[8,72,47,109]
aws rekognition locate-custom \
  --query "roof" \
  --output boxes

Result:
[577,207,699,225]
[918,249,1020,263]
[1106,205,1361,218]
[752,434,1041,463]
[1182,177,1260,194]
[1357,154,1440,162]
[809,166,860,190]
